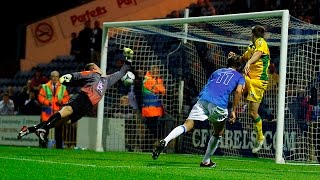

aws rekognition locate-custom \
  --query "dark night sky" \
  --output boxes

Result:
[1,0,91,77]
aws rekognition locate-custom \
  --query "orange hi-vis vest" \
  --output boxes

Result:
[142,71,166,118]
[38,81,70,121]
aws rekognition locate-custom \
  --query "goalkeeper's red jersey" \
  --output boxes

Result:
[70,64,130,106]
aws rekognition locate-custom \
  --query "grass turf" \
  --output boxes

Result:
[1,146,319,179]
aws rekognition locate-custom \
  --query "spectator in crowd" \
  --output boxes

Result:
[30,68,49,96]
[132,69,144,110]
[0,93,15,115]
[78,20,93,63]
[38,71,70,148]
[107,54,125,75]
[15,80,33,114]
[70,32,80,60]
[297,86,320,163]
[5,86,18,113]
[258,97,275,122]
[169,10,181,18]
[6,86,16,100]
[207,5,217,16]
[20,90,41,115]
[311,120,320,164]
[189,0,207,17]
[182,75,198,116]
[288,0,317,24]
[142,65,166,146]
[267,63,279,91]
[91,20,103,65]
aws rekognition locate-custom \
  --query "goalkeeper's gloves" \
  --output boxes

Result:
[123,47,134,64]
[59,74,72,84]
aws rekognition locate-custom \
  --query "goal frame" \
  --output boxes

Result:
[98,10,290,164]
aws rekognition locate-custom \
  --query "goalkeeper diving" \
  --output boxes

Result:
[17,48,134,143]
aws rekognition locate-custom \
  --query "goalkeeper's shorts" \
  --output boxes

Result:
[187,100,228,122]
[245,76,268,103]
[66,91,93,123]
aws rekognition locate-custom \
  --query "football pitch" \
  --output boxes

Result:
[1,146,319,179]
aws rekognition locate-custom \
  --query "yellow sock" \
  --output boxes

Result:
[254,117,264,141]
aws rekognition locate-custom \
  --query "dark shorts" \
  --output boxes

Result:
[66,91,93,123]
[144,116,165,139]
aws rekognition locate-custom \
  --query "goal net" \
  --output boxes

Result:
[100,10,320,164]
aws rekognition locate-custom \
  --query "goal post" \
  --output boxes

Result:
[275,10,289,164]
[98,9,320,164]
[95,28,110,152]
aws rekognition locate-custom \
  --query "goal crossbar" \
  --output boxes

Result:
[103,10,286,28]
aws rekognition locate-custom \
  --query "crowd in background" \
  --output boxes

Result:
[70,20,103,66]
[165,0,319,24]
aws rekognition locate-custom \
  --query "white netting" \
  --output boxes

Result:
[102,13,320,163]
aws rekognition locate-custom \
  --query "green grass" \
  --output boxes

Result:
[1,146,319,180]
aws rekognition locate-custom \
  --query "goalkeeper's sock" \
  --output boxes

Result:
[254,117,264,141]
[42,112,62,130]
[164,125,186,146]
[28,122,46,133]
[202,135,221,164]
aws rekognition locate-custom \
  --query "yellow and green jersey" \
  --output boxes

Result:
[246,38,270,81]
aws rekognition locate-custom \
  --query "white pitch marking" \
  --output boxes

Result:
[0,157,96,167]
[1,156,319,173]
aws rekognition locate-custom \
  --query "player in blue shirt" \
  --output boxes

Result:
[152,54,245,168]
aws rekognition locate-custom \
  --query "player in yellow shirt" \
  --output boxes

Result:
[229,25,270,153]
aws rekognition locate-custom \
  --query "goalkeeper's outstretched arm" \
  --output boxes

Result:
[59,74,73,84]
[105,47,134,87]
[59,72,88,85]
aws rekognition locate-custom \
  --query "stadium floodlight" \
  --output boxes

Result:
[98,9,320,164]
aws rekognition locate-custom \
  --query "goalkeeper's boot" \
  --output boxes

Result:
[152,139,166,160]
[35,128,48,144]
[17,126,29,140]
[252,135,265,153]
[200,160,217,168]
